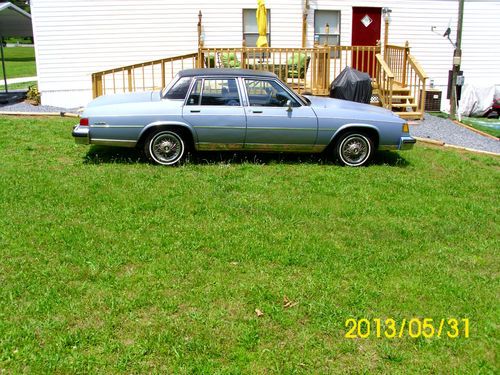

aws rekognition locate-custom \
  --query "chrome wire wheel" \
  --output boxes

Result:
[338,133,372,167]
[148,131,185,165]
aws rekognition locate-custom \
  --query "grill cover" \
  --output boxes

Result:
[329,67,372,104]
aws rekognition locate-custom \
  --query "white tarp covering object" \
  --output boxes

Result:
[458,84,496,117]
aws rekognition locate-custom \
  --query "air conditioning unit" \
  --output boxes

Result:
[423,89,442,112]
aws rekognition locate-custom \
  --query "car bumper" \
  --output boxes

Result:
[72,124,89,144]
[399,136,416,150]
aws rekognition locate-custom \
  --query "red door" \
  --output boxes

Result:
[352,7,381,77]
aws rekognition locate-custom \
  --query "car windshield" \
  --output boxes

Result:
[163,77,192,100]
[299,94,311,106]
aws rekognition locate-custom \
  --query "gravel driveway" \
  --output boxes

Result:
[0,101,80,114]
[410,114,499,154]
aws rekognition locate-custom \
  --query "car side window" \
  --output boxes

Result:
[245,79,300,107]
[164,77,192,100]
[186,79,202,105]
[204,78,241,106]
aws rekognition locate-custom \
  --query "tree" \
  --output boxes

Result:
[10,1,30,14]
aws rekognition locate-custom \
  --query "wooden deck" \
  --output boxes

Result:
[91,44,427,120]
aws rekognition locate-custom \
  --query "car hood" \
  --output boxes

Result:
[305,95,402,120]
[86,90,161,108]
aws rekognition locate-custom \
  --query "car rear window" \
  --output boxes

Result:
[164,77,192,100]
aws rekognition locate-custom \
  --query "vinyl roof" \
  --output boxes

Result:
[178,68,277,78]
[0,2,32,36]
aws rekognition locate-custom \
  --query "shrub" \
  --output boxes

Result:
[26,84,40,105]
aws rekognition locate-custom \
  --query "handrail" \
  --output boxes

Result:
[407,54,428,81]
[92,52,199,98]
[97,53,198,76]
[376,54,394,79]
[375,53,394,110]
[406,54,428,119]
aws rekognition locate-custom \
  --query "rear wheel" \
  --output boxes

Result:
[144,130,186,166]
[335,132,374,167]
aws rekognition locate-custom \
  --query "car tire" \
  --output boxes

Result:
[144,129,186,166]
[335,132,374,167]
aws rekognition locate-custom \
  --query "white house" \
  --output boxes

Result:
[29,0,500,109]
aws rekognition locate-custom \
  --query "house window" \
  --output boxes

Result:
[243,8,271,47]
[314,10,341,51]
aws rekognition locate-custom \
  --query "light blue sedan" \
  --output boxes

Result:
[73,68,415,166]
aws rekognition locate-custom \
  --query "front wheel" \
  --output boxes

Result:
[144,130,186,166]
[335,132,374,167]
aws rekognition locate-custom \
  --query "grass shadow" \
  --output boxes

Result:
[84,145,409,167]
[371,151,410,167]
[83,146,144,165]
[3,57,36,62]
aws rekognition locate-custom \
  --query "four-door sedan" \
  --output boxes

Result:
[73,68,415,167]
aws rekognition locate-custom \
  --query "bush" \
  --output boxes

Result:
[26,84,40,105]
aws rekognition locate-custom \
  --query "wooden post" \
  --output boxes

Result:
[402,41,409,87]
[450,0,465,120]
[197,10,204,68]
[92,73,103,98]
[127,68,133,92]
[384,18,389,57]
[241,39,247,69]
[420,78,427,119]
[301,0,309,48]
[313,46,330,95]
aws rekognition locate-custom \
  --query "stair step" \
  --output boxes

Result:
[397,111,423,119]
[392,95,413,100]
[391,103,418,108]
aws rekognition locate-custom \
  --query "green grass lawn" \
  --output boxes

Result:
[0,116,498,373]
[460,117,500,138]
[0,47,36,79]
[5,80,37,91]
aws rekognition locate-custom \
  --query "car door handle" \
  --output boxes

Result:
[252,110,263,114]
[190,109,201,113]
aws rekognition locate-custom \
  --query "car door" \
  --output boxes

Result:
[243,78,318,151]
[182,77,246,150]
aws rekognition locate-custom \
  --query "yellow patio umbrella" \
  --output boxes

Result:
[256,0,268,47]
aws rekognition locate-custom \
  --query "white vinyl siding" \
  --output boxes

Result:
[30,0,500,108]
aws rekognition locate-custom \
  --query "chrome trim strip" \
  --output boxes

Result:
[196,142,323,152]
[197,143,244,151]
[90,125,143,128]
[187,113,245,116]
[247,127,314,131]
[90,139,137,147]
[194,126,246,129]
[244,143,323,152]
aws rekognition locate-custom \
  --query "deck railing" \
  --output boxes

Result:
[385,44,409,86]
[199,45,380,95]
[90,44,426,119]
[375,53,394,110]
[404,54,428,119]
[91,52,198,98]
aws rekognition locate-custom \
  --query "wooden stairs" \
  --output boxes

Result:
[371,83,423,120]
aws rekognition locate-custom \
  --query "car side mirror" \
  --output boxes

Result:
[286,100,293,112]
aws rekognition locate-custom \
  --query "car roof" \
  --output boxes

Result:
[178,68,277,79]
